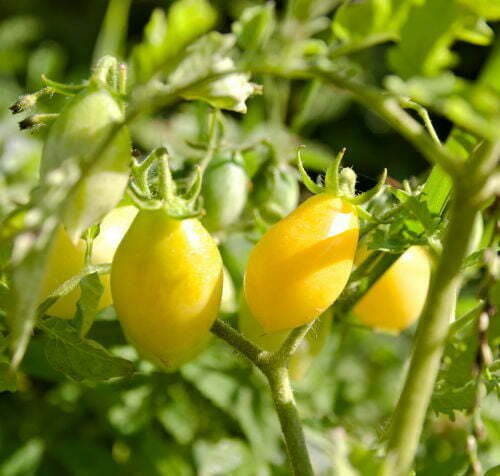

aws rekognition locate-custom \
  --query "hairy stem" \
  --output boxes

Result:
[266,366,314,476]
[210,319,269,368]
[384,142,499,476]
[211,319,314,474]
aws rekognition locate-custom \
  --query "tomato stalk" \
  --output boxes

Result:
[211,318,315,475]
[383,141,500,476]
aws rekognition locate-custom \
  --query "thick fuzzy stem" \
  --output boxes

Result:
[266,366,314,476]
[384,142,499,476]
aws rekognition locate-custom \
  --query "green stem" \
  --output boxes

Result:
[210,319,270,368]
[92,0,132,63]
[211,319,314,475]
[384,142,499,476]
[253,63,460,178]
[198,109,221,174]
[267,366,314,476]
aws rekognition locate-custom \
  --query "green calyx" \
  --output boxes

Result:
[129,147,203,219]
[297,147,387,206]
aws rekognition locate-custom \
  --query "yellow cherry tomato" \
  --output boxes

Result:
[353,246,431,331]
[244,193,359,332]
[239,294,332,380]
[110,209,223,371]
[40,226,85,318]
[91,206,138,308]
[39,206,137,318]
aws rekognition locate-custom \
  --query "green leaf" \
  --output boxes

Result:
[156,383,200,444]
[385,73,500,140]
[39,317,134,381]
[0,362,17,392]
[387,0,495,78]
[193,439,254,476]
[73,272,104,337]
[130,0,217,84]
[431,306,483,418]
[168,33,260,113]
[459,0,500,20]
[332,0,413,48]
[232,4,275,53]
[0,438,44,476]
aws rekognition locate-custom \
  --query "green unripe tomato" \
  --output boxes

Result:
[201,153,248,232]
[251,163,299,222]
[239,293,332,380]
[41,85,131,241]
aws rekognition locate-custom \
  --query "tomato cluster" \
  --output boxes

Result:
[39,112,431,373]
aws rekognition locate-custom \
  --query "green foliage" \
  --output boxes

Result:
[39,318,134,381]
[130,0,217,84]
[1,0,499,474]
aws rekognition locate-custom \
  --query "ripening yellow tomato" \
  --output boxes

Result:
[353,246,431,331]
[39,206,137,318]
[244,193,359,332]
[110,209,223,371]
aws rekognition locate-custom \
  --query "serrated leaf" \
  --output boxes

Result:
[130,0,217,84]
[39,317,134,381]
[73,272,104,337]
[431,306,483,417]
[0,362,17,392]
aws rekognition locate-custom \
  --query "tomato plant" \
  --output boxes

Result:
[1,1,499,476]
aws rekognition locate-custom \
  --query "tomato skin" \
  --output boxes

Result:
[91,206,138,308]
[40,206,137,318]
[201,154,248,232]
[239,294,332,380]
[40,226,85,318]
[110,209,223,371]
[244,193,359,332]
[41,86,131,241]
[353,246,431,331]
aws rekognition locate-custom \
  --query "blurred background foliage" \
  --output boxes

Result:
[0,1,499,475]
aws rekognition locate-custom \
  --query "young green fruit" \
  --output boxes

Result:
[201,153,248,232]
[251,163,299,222]
[111,209,223,371]
[40,85,131,241]
[245,193,359,332]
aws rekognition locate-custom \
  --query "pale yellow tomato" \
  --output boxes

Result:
[39,206,137,318]
[353,246,431,331]
[40,226,85,318]
[244,193,359,332]
[91,206,138,308]
[110,209,223,371]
